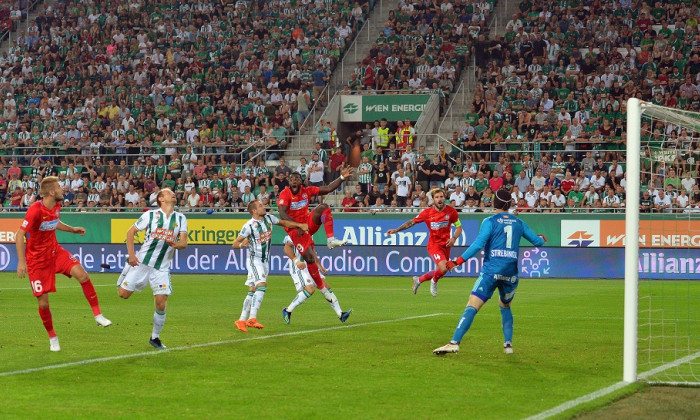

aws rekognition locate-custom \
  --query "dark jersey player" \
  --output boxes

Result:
[16,176,112,352]
[277,165,354,289]
[385,188,463,297]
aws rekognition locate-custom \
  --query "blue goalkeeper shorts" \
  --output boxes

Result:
[471,272,519,304]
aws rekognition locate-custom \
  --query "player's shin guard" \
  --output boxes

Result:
[38,307,57,338]
[419,271,437,283]
[249,286,266,319]
[80,279,102,316]
[500,306,514,344]
[288,289,312,312]
[451,305,478,344]
[321,207,335,239]
[319,287,342,317]
[307,263,325,288]
[152,310,166,340]
[239,291,254,321]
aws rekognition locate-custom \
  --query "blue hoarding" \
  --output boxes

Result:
[0,244,698,280]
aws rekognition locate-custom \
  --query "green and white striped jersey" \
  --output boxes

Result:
[240,214,280,264]
[134,209,188,271]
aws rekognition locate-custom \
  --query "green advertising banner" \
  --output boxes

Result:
[339,94,431,122]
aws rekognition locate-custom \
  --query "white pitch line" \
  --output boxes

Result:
[523,381,630,420]
[525,350,700,419]
[0,312,448,378]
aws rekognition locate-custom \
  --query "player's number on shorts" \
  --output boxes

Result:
[31,280,43,294]
[504,225,513,248]
[433,253,441,261]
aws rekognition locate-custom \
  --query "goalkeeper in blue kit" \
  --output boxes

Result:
[434,190,547,356]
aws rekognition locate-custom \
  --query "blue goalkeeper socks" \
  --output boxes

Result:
[451,306,478,344]
[500,306,513,343]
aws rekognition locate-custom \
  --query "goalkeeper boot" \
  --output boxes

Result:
[282,308,292,325]
[327,238,348,250]
[149,337,167,349]
[433,342,459,355]
[234,320,248,332]
[94,314,112,327]
[339,309,353,323]
[49,336,61,352]
[503,341,514,354]
[246,318,264,329]
[430,279,438,297]
[412,276,420,294]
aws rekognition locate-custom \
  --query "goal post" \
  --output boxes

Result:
[624,98,700,386]
[623,98,641,383]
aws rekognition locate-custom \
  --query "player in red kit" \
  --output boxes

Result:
[278,165,354,289]
[15,176,112,352]
[386,188,463,296]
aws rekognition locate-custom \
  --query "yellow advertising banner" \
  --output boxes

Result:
[111,219,247,244]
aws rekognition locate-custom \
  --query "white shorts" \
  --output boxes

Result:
[290,264,314,292]
[245,259,269,287]
[118,264,172,295]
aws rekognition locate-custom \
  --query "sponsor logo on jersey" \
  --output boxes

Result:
[151,227,175,242]
[256,230,272,244]
[290,199,308,210]
[39,219,59,231]
[430,221,449,230]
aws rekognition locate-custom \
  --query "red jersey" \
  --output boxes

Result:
[20,201,61,266]
[278,185,320,224]
[413,205,459,247]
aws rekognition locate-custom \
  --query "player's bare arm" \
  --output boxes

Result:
[319,165,354,195]
[446,224,463,248]
[283,241,306,269]
[277,219,309,232]
[166,231,188,250]
[278,203,292,222]
[15,229,27,278]
[385,219,416,236]
[57,221,85,236]
[232,234,250,250]
[126,225,141,266]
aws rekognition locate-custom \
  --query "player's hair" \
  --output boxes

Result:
[247,200,259,214]
[290,171,301,179]
[494,189,512,211]
[157,188,173,207]
[430,188,445,199]
[39,176,59,197]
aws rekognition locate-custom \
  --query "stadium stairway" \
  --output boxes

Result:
[288,0,398,207]
[432,0,521,153]
[1,0,54,53]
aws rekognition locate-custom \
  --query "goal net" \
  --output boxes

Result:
[625,98,700,386]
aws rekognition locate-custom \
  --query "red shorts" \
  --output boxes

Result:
[27,246,80,297]
[286,213,321,256]
[427,244,451,265]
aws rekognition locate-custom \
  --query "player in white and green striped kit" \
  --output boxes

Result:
[231,200,308,332]
[117,188,188,349]
[357,155,373,193]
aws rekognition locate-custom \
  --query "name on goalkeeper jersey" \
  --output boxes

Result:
[490,249,517,258]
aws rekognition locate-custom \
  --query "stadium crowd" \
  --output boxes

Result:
[0,0,699,215]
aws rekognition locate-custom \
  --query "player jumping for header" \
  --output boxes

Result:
[385,188,462,297]
[277,165,354,291]
[433,189,546,356]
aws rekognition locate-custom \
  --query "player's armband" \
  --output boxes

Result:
[453,220,462,228]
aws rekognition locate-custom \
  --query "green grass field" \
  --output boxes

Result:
[0,273,697,419]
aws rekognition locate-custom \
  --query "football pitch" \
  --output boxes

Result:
[0,273,695,419]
